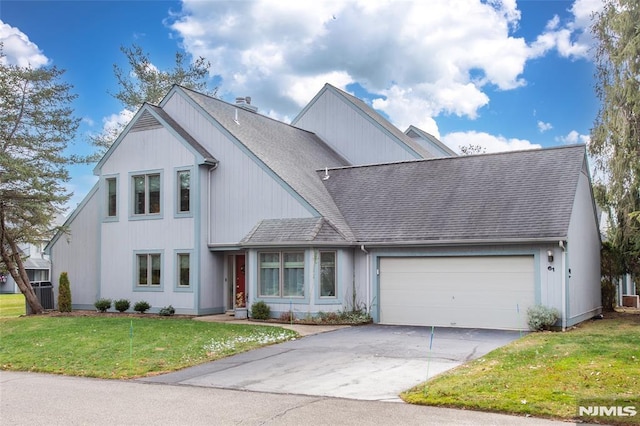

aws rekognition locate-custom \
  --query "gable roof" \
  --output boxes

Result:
[405,125,458,157]
[240,218,349,246]
[321,145,590,244]
[94,103,217,174]
[175,86,355,241]
[292,83,434,159]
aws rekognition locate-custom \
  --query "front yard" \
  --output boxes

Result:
[0,311,297,378]
[402,311,640,424]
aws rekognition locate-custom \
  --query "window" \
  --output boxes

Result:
[320,251,336,297]
[259,252,305,297]
[177,253,190,287]
[106,177,117,217]
[177,170,190,213]
[133,173,160,215]
[137,253,161,286]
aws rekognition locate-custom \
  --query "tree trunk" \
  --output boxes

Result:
[0,237,44,315]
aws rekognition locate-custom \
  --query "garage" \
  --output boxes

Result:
[379,256,535,330]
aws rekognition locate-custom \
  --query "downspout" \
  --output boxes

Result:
[560,240,567,331]
[360,245,370,313]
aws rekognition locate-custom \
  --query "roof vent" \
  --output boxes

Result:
[235,96,258,112]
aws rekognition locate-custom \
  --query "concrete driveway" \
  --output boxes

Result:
[142,324,521,401]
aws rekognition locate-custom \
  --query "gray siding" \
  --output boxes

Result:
[98,127,199,312]
[294,89,421,165]
[49,186,100,309]
[566,171,602,325]
[163,92,314,245]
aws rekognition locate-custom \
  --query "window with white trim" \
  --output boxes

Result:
[259,252,305,297]
[177,170,190,214]
[133,173,160,215]
[320,251,336,297]
[137,253,161,286]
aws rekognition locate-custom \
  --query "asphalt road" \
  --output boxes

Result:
[0,370,567,425]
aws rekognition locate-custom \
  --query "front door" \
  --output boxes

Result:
[235,254,246,308]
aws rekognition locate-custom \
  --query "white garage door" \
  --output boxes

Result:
[379,256,535,330]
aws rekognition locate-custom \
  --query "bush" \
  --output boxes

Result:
[133,300,151,314]
[57,272,72,313]
[251,301,271,320]
[279,311,294,322]
[114,299,130,313]
[527,305,560,331]
[94,298,112,313]
[159,305,175,316]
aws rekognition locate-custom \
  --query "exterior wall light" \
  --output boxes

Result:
[547,250,554,263]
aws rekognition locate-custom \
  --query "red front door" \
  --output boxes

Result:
[235,254,246,308]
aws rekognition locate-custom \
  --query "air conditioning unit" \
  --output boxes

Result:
[622,295,639,308]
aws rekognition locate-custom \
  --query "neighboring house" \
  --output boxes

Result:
[0,242,51,294]
[46,83,602,330]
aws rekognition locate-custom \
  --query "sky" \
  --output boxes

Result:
[0,0,604,213]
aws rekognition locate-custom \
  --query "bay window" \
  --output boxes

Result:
[259,252,305,298]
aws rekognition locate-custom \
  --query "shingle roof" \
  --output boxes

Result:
[179,87,354,241]
[241,218,348,245]
[321,145,588,243]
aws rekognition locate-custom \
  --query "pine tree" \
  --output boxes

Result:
[58,272,72,312]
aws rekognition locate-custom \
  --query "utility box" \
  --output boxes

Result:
[25,281,54,314]
[622,295,639,309]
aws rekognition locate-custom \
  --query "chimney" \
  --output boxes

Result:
[235,96,258,112]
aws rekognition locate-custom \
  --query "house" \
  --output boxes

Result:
[46,83,602,330]
[1,242,51,294]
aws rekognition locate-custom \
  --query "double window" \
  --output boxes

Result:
[132,173,161,215]
[136,253,161,287]
[259,252,305,297]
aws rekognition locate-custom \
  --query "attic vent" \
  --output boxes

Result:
[235,96,258,112]
[131,111,162,132]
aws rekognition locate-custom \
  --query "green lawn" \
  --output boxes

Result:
[0,315,297,378]
[0,293,25,318]
[402,312,640,424]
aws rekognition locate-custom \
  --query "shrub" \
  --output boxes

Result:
[57,272,72,313]
[251,301,271,320]
[133,300,151,314]
[114,299,130,313]
[94,298,112,313]
[527,305,560,331]
[279,311,294,322]
[159,305,175,316]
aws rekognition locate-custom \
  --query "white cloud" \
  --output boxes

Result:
[171,0,531,127]
[537,121,553,132]
[442,131,541,154]
[0,21,49,67]
[556,130,590,145]
[529,0,603,60]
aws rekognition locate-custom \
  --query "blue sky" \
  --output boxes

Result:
[1,0,603,213]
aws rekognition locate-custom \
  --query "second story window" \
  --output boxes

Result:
[106,177,117,217]
[177,170,190,214]
[133,173,160,215]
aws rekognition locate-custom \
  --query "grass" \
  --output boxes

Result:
[0,314,297,379]
[0,293,25,318]
[402,312,640,423]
